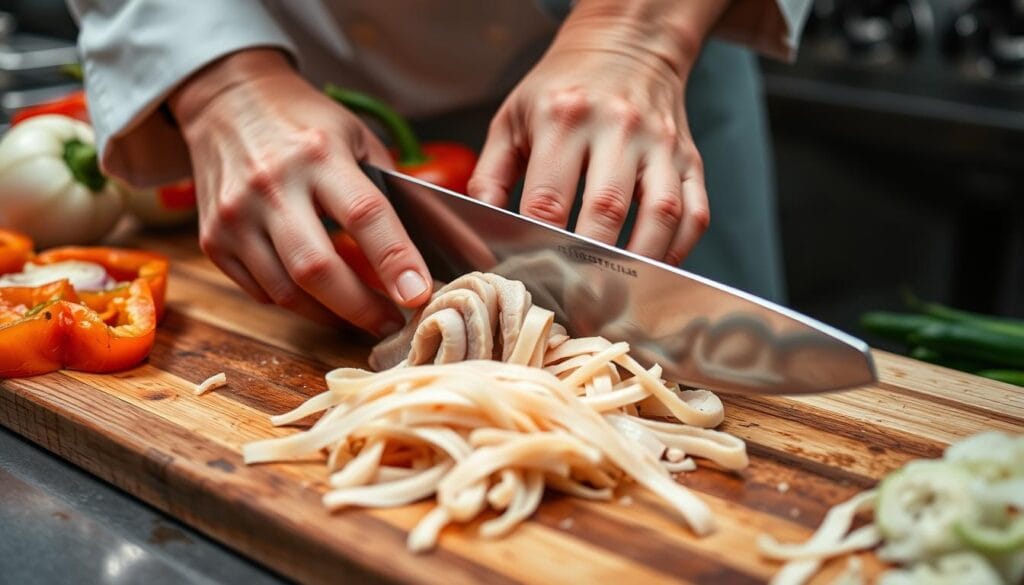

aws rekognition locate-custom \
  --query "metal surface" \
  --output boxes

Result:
[0,33,78,71]
[368,166,877,395]
[0,427,292,585]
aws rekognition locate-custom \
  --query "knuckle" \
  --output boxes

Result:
[607,98,643,132]
[267,281,302,308]
[682,147,704,174]
[343,192,389,231]
[588,185,630,227]
[244,158,284,202]
[215,190,247,225]
[522,186,570,224]
[198,231,220,257]
[288,250,333,288]
[690,205,711,233]
[542,88,591,126]
[692,154,705,175]
[650,194,684,229]
[297,128,331,162]
[664,249,686,267]
[375,240,414,273]
[651,119,680,145]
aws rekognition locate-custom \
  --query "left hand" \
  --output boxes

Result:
[468,0,727,266]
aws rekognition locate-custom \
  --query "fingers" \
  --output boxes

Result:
[197,205,272,305]
[212,255,272,304]
[626,153,683,260]
[467,114,523,208]
[664,163,710,267]
[575,140,638,245]
[236,232,353,326]
[315,159,434,308]
[518,129,586,229]
[261,192,405,335]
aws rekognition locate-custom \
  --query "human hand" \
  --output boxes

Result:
[169,49,432,336]
[468,0,729,266]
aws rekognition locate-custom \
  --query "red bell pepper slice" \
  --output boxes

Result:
[157,179,198,210]
[324,84,478,194]
[10,90,90,125]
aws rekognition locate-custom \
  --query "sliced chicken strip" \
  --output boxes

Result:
[368,324,419,371]
[407,308,468,365]
[371,286,494,370]
[245,271,749,553]
[479,470,544,539]
[479,273,531,361]
[437,273,498,331]
[506,306,554,367]
[323,461,454,511]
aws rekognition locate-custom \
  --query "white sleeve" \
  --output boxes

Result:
[69,0,298,187]
[713,0,813,61]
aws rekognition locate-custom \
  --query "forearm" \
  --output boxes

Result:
[552,0,733,74]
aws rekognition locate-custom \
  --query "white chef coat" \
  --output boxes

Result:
[69,0,811,188]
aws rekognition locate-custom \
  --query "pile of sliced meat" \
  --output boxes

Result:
[244,272,748,552]
[369,273,534,370]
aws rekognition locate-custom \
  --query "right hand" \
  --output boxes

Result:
[168,49,433,336]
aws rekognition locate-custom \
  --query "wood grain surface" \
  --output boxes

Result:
[1,231,1021,585]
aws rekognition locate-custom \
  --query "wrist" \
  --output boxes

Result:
[168,48,296,132]
[554,0,731,74]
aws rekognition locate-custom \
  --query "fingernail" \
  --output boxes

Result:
[379,318,403,337]
[396,270,428,302]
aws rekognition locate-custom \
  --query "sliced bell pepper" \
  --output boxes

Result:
[10,90,90,125]
[324,85,477,193]
[33,247,169,321]
[0,280,79,377]
[0,279,80,325]
[0,229,33,276]
[62,279,157,373]
[0,278,157,378]
[157,179,198,210]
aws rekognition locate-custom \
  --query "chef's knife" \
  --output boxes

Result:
[364,164,876,395]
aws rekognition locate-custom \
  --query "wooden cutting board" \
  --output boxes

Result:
[2,232,1021,585]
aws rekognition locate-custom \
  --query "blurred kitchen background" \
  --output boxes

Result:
[0,0,1021,338]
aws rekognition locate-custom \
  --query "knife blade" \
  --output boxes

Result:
[364,164,876,395]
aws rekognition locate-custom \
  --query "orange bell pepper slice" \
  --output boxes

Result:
[0,302,68,377]
[33,247,169,321]
[0,279,80,323]
[0,278,157,378]
[0,229,33,276]
[62,279,157,373]
[0,280,79,378]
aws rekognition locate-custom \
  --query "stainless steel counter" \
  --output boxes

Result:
[0,426,289,585]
